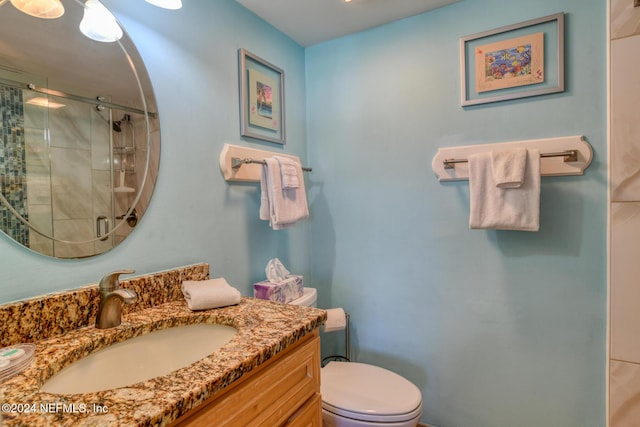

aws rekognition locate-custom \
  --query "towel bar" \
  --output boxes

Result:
[232,157,312,172]
[431,135,593,182]
[443,149,577,169]
[220,144,310,182]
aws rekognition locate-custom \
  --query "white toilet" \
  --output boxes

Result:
[290,288,423,427]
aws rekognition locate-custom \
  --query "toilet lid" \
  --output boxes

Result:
[321,362,422,422]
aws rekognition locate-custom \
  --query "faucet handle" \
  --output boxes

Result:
[99,269,135,293]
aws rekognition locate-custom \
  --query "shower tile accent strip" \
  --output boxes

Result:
[0,263,210,346]
[0,83,29,246]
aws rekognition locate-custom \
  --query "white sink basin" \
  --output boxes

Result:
[41,323,238,394]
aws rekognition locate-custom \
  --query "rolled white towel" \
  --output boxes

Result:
[181,278,241,311]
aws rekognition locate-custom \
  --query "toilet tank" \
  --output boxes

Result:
[289,288,317,307]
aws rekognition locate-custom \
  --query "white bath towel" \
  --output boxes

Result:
[260,157,309,230]
[275,156,300,189]
[491,148,527,188]
[181,278,241,311]
[469,148,540,231]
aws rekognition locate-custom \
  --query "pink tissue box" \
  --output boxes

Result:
[253,275,303,304]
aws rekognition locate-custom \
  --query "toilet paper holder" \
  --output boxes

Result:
[322,312,351,367]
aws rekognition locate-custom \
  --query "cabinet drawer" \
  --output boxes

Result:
[286,393,322,427]
[173,330,320,427]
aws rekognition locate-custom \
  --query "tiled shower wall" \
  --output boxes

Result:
[609,0,640,425]
[23,90,53,256]
[21,89,114,258]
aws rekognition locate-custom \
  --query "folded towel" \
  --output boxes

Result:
[260,157,309,230]
[260,165,270,222]
[275,156,300,189]
[181,278,241,311]
[491,148,527,188]
[469,148,540,231]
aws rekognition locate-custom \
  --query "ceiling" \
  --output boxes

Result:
[0,1,146,105]
[235,0,461,47]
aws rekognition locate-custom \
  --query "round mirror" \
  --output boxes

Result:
[0,0,160,258]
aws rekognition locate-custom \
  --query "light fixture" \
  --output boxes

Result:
[9,0,64,19]
[25,97,66,109]
[144,0,182,10]
[79,0,123,43]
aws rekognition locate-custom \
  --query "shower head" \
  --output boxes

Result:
[113,114,131,133]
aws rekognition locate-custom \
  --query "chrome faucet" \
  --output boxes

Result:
[95,269,137,329]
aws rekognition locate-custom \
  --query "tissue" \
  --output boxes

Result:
[253,258,303,304]
[265,258,290,282]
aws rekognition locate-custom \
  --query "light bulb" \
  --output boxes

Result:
[144,0,182,10]
[79,0,123,43]
[10,0,64,19]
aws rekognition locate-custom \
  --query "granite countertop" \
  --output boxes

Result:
[0,297,326,426]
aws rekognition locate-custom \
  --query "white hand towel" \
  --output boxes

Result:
[259,157,309,230]
[491,148,527,188]
[275,156,300,189]
[469,148,540,231]
[181,278,241,311]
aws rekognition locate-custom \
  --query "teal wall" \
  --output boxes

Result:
[306,1,606,426]
[0,0,607,426]
[0,0,311,302]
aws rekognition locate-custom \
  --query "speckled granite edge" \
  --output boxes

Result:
[0,263,210,347]
[0,298,327,427]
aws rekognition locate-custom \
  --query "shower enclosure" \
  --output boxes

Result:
[0,73,143,258]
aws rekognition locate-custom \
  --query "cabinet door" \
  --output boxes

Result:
[172,330,320,427]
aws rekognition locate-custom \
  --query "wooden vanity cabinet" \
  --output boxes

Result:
[171,329,321,427]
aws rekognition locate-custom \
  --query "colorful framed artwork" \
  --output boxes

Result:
[238,49,285,144]
[460,13,564,107]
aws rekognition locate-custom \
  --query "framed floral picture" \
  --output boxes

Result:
[475,32,544,93]
[238,49,285,144]
[460,13,564,107]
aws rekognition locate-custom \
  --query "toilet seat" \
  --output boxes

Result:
[321,361,423,423]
